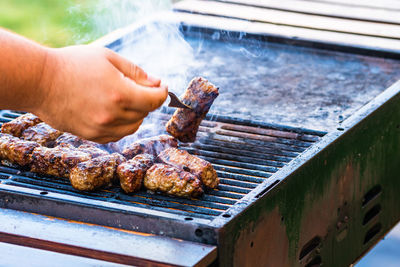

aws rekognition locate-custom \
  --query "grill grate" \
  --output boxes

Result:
[0,109,325,220]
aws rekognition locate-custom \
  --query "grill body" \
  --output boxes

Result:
[1,14,400,267]
[217,83,400,266]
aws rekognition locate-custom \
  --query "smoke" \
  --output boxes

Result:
[118,20,194,95]
[71,0,195,149]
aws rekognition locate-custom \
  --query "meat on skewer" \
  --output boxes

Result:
[0,133,40,166]
[1,113,42,137]
[166,77,219,143]
[54,133,85,148]
[158,147,219,189]
[122,134,178,159]
[117,153,155,193]
[21,122,62,146]
[69,153,125,191]
[77,144,109,158]
[144,163,203,198]
[30,146,91,178]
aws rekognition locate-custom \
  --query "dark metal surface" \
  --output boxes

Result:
[112,20,400,131]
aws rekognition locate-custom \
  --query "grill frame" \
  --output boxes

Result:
[0,107,323,244]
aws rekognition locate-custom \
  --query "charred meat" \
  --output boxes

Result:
[54,133,85,148]
[117,153,155,193]
[144,163,203,198]
[30,146,91,178]
[1,113,42,137]
[166,77,219,142]
[0,133,40,166]
[21,122,62,146]
[69,153,125,191]
[158,147,219,189]
[122,134,178,159]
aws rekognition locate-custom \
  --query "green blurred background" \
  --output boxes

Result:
[0,0,96,47]
[0,0,175,47]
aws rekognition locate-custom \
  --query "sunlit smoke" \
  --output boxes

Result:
[72,0,195,149]
[118,20,194,95]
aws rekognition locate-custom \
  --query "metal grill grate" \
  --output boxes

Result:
[0,109,325,220]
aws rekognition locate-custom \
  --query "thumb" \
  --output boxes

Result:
[121,78,168,112]
[106,49,161,87]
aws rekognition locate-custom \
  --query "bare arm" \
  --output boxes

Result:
[0,29,48,111]
[0,29,168,143]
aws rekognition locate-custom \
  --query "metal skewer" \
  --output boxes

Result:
[168,92,192,110]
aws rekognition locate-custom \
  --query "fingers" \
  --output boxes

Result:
[120,77,168,112]
[106,49,161,87]
[105,48,168,112]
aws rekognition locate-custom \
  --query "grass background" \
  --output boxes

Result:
[0,0,94,47]
[0,0,177,47]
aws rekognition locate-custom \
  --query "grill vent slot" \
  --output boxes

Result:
[363,223,382,245]
[362,185,382,207]
[362,204,381,225]
[305,256,321,267]
[299,236,321,261]
[361,185,383,246]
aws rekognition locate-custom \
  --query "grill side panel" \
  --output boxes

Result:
[217,81,400,266]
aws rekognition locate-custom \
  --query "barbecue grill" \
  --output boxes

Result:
[2,1,400,266]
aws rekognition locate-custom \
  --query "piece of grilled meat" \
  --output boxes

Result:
[144,163,203,198]
[54,133,85,148]
[21,122,62,146]
[117,154,155,193]
[122,134,178,159]
[30,146,91,178]
[158,147,219,189]
[1,113,42,137]
[0,133,40,166]
[166,77,219,142]
[69,153,125,191]
[77,144,109,158]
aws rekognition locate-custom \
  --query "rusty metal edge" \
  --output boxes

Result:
[0,208,217,267]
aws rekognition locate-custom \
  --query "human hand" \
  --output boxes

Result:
[34,45,167,143]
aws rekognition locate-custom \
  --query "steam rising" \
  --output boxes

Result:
[70,0,400,145]
[74,0,195,149]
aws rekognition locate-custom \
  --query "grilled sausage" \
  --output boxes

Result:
[158,147,219,189]
[69,153,125,191]
[0,133,40,166]
[166,77,219,142]
[122,134,178,159]
[21,122,62,146]
[77,144,109,158]
[1,113,42,137]
[117,154,155,193]
[54,133,85,148]
[30,146,91,178]
[144,164,203,198]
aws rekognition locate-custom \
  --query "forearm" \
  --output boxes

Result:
[0,29,48,112]
[0,28,167,142]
